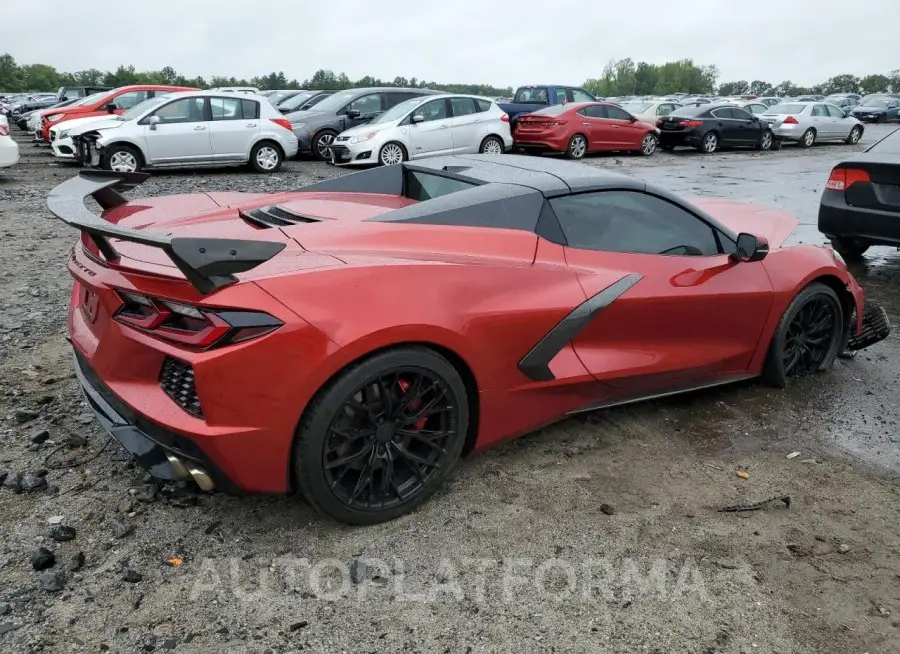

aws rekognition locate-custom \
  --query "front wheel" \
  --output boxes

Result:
[699,132,718,153]
[312,130,337,161]
[639,132,658,156]
[249,141,283,173]
[293,347,469,525]
[762,283,844,387]
[480,135,505,155]
[101,144,143,173]
[830,236,869,259]
[378,141,407,166]
[565,134,587,159]
[845,126,862,145]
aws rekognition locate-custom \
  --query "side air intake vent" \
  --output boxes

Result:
[240,205,319,228]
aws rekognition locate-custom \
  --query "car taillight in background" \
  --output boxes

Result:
[783,116,799,124]
[678,120,704,127]
[0,124,8,136]
[269,117,293,131]
[500,113,510,123]
[113,291,283,349]
[825,167,871,191]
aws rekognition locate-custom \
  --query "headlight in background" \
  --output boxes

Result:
[290,122,306,131]
[349,132,377,144]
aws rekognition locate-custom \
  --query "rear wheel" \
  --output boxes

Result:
[799,128,816,148]
[101,144,143,173]
[480,135,505,155]
[845,125,862,144]
[565,134,587,159]
[249,141,283,173]
[639,132,658,156]
[699,132,718,153]
[830,236,870,259]
[762,283,844,387]
[293,347,469,525]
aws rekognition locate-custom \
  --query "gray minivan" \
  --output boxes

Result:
[284,87,439,160]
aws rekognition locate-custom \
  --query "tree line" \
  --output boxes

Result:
[2,53,899,99]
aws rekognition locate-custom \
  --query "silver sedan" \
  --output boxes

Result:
[760,101,864,147]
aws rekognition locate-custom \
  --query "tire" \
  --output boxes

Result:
[378,141,407,166]
[639,132,658,156]
[761,283,844,387]
[293,346,469,525]
[565,134,588,159]
[757,130,774,151]
[479,135,505,155]
[699,132,718,153]
[845,126,862,145]
[798,128,816,148]
[249,141,283,173]
[311,130,337,161]
[830,236,870,259]
[101,144,143,173]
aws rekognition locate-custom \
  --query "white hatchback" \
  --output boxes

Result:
[329,94,512,166]
[0,116,19,169]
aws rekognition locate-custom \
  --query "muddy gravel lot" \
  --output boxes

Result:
[1,128,899,654]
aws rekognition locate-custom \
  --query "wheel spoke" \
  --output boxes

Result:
[326,442,373,469]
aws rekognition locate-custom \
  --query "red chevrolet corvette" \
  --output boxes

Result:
[49,156,890,524]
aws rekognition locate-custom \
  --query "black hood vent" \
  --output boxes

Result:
[240,205,319,228]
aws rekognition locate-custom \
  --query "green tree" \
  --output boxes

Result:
[718,80,750,95]
[822,74,860,94]
[858,74,890,95]
[749,80,772,95]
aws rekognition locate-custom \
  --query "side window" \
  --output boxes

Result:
[346,93,383,115]
[812,105,827,117]
[449,97,478,117]
[732,108,754,121]
[241,99,260,119]
[384,92,416,109]
[584,105,608,119]
[549,191,720,257]
[475,98,492,112]
[414,99,448,122]
[576,107,589,117]
[570,88,594,103]
[748,104,766,115]
[520,88,548,103]
[711,108,730,119]
[657,104,675,116]
[210,97,243,120]
[113,91,149,109]
[153,97,206,124]
[605,105,632,121]
[825,104,844,118]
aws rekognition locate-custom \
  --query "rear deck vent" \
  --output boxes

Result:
[441,165,472,174]
[240,205,319,228]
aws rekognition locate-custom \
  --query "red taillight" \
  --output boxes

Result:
[0,124,9,136]
[783,116,799,124]
[825,167,870,191]
[500,113,510,122]
[679,120,704,127]
[113,291,282,349]
[269,117,293,131]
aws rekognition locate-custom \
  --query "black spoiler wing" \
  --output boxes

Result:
[47,171,286,294]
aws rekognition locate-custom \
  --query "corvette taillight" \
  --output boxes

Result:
[113,291,282,349]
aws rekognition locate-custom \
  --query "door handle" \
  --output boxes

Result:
[193,125,206,131]
[245,123,257,127]
[439,125,449,129]
[583,122,590,126]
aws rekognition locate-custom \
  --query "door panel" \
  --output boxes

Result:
[208,97,259,159]
[447,97,482,153]
[144,97,210,162]
[564,248,774,391]
[408,99,453,156]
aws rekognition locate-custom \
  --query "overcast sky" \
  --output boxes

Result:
[2,0,897,88]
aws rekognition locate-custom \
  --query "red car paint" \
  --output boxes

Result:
[64,181,865,495]
[514,101,658,154]
[41,85,196,141]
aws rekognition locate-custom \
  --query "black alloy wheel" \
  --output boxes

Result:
[294,347,468,524]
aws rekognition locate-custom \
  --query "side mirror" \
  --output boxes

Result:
[732,233,769,263]
[148,115,161,130]
[105,102,117,113]
[411,114,425,124]
[629,115,637,122]
[345,109,360,119]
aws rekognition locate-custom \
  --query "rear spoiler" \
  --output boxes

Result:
[47,171,285,294]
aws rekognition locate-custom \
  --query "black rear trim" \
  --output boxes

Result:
[47,171,286,294]
[240,204,320,228]
[518,274,643,381]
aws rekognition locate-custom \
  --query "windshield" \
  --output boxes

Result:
[621,102,652,112]
[764,103,807,115]
[514,87,549,103]
[862,99,890,108]
[72,92,108,107]
[860,95,889,105]
[118,94,172,121]
[304,90,359,113]
[277,92,316,111]
[369,97,431,124]
[668,105,706,118]
[533,104,570,115]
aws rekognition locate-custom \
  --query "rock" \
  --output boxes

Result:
[0,622,20,636]
[99,645,109,651]
[13,409,39,423]
[31,547,56,571]
[67,435,87,448]
[132,593,144,610]
[134,484,158,503]
[30,429,50,444]
[39,570,66,592]
[111,520,134,539]
[838,543,851,554]
[19,472,48,492]
[0,602,10,616]
[74,413,93,425]
[600,503,616,516]
[50,525,76,542]
[350,559,365,584]
[0,471,6,486]
[161,638,178,649]
[123,569,142,583]
[2,472,20,492]
[290,620,309,632]
[47,515,64,525]
[140,633,157,651]
[118,498,135,513]
[69,552,85,571]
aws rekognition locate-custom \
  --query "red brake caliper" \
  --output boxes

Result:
[397,379,427,430]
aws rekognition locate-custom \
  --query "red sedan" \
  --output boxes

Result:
[514,101,660,158]
[49,157,889,525]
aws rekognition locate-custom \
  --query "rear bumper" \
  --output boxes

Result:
[0,142,19,168]
[513,135,568,152]
[818,189,900,246]
[658,130,701,147]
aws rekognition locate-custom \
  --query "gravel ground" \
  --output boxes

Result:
[1,129,899,654]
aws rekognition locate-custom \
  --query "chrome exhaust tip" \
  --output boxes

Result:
[188,465,215,492]
[165,454,190,480]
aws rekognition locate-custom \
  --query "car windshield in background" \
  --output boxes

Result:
[863,100,890,108]
[514,87,548,103]
[72,92,108,107]
[533,104,570,115]
[765,104,807,115]
[867,128,900,154]
[277,92,315,110]
[860,95,889,105]
[118,95,171,121]
[621,102,652,112]
[668,105,706,118]
[305,91,358,113]
[369,97,429,124]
